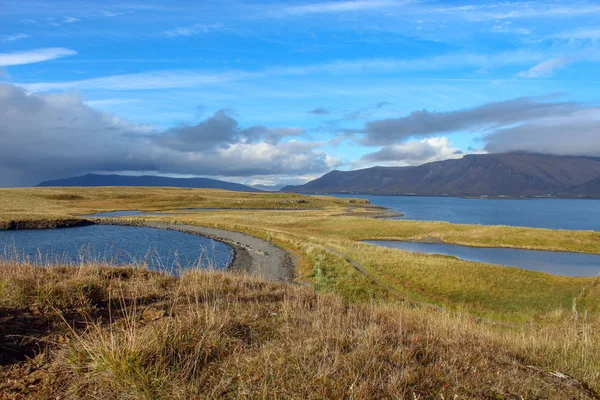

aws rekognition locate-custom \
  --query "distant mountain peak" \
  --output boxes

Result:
[37,174,263,192]
[281,153,600,198]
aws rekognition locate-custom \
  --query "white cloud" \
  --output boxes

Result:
[359,137,466,167]
[491,22,531,35]
[552,28,600,41]
[484,109,600,156]
[269,49,546,76]
[20,49,548,92]
[0,83,335,186]
[517,57,571,78]
[0,48,77,67]
[0,33,30,43]
[102,11,128,17]
[86,98,142,107]
[163,23,223,37]
[283,0,397,15]
[434,3,600,21]
[356,95,579,146]
[22,70,251,92]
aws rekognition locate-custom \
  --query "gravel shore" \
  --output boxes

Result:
[96,219,295,282]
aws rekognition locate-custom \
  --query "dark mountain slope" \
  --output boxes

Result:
[567,177,600,196]
[282,153,600,197]
[37,174,263,192]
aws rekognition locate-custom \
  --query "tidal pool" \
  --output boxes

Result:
[365,240,600,277]
[0,225,232,274]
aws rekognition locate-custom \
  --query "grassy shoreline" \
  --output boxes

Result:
[1,188,599,319]
[1,262,599,399]
[1,187,599,397]
[2,186,599,255]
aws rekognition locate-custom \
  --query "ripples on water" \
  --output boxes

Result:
[0,225,233,275]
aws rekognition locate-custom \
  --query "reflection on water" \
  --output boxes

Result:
[365,240,600,277]
[0,225,232,274]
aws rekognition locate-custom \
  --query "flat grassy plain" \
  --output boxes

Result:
[1,187,599,320]
[0,187,367,223]
[1,187,600,398]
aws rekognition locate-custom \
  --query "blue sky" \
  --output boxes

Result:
[0,0,599,186]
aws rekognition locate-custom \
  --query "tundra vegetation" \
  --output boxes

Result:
[1,187,599,399]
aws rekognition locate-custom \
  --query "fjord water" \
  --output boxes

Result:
[0,225,232,273]
[366,241,600,277]
[334,194,600,231]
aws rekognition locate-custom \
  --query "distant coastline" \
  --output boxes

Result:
[286,191,600,200]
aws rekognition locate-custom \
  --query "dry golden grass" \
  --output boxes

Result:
[0,187,366,223]
[1,187,598,322]
[124,209,599,322]
[1,262,599,399]
[2,187,600,398]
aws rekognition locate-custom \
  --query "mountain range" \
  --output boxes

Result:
[37,174,263,192]
[282,153,600,198]
[250,184,287,191]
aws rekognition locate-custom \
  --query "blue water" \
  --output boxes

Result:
[334,194,600,231]
[366,241,600,277]
[82,210,172,218]
[0,225,232,274]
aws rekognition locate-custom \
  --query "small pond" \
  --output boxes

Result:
[365,240,600,277]
[0,225,232,274]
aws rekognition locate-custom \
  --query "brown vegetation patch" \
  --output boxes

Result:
[37,194,86,201]
[0,219,92,230]
[1,262,598,399]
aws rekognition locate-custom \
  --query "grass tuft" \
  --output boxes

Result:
[1,262,599,399]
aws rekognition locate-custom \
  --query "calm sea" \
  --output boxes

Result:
[333,194,600,231]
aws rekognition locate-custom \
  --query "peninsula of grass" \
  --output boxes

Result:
[1,187,599,398]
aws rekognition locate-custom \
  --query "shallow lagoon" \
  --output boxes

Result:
[366,240,600,277]
[0,225,232,273]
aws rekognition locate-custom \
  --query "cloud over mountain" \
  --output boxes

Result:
[349,95,600,167]
[484,111,600,156]
[360,137,464,166]
[0,83,337,187]
[357,96,581,146]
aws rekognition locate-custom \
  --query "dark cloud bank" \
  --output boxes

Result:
[0,83,335,187]
[1,83,598,187]
[356,95,600,163]
[308,107,330,115]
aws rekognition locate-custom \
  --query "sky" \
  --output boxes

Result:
[0,0,599,187]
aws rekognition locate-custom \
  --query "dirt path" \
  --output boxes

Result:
[96,220,295,282]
